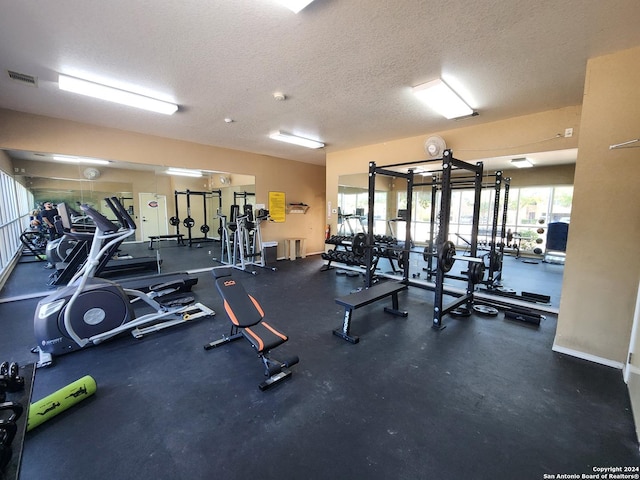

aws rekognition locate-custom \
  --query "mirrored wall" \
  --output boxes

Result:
[7,149,255,244]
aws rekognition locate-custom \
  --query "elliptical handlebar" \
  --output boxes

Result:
[106,197,137,230]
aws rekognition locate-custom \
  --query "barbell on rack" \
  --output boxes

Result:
[352,234,484,279]
[437,240,484,273]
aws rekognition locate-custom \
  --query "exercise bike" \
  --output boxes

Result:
[34,197,215,368]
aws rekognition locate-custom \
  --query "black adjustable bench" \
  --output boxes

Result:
[333,281,408,344]
[204,268,298,391]
[148,234,185,249]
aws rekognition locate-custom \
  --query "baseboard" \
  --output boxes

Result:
[552,343,624,370]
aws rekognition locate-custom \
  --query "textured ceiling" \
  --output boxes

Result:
[1,0,640,166]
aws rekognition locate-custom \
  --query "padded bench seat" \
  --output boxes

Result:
[148,234,185,249]
[333,281,408,344]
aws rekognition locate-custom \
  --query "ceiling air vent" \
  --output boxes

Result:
[7,70,38,87]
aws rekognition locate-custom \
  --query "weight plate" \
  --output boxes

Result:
[169,216,180,226]
[468,261,485,284]
[183,217,195,228]
[496,286,516,294]
[438,240,456,272]
[200,224,210,234]
[489,251,502,272]
[473,305,499,316]
[450,307,471,317]
[352,232,367,256]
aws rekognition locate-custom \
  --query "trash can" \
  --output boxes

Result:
[262,241,278,266]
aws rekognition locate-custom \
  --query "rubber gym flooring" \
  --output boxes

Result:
[1,241,638,479]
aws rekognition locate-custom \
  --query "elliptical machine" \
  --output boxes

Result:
[44,207,85,265]
[34,197,215,367]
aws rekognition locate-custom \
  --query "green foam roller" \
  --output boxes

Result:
[27,375,97,432]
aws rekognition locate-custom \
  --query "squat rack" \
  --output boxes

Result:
[420,170,511,288]
[365,149,485,330]
[173,189,222,247]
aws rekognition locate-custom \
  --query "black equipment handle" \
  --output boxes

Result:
[105,197,137,230]
[0,419,17,446]
[0,402,23,423]
[80,204,120,233]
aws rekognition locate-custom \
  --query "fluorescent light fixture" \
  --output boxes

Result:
[413,168,433,177]
[412,78,474,119]
[58,74,178,115]
[165,167,202,178]
[269,131,325,149]
[279,0,315,13]
[52,155,110,165]
[511,157,534,168]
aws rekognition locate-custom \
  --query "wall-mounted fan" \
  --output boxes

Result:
[424,136,447,158]
[83,167,101,180]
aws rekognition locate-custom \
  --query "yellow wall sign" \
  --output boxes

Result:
[269,191,286,222]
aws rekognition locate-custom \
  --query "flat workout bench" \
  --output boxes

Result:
[148,234,185,249]
[333,281,408,344]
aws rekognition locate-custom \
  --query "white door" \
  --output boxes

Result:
[625,280,640,442]
[139,193,169,239]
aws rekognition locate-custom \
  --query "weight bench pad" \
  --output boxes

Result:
[213,269,288,352]
[243,322,288,353]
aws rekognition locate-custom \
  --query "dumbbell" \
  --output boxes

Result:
[0,363,24,393]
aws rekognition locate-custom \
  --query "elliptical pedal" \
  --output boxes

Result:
[156,292,195,307]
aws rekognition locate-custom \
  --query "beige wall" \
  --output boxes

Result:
[507,164,575,188]
[555,46,640,364]
[0,149,11,174]
[0,109,326,258]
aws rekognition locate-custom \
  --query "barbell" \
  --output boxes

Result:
[437,240,484,273]
[350,234,486,279]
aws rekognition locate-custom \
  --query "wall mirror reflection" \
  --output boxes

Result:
[6,149,255,248]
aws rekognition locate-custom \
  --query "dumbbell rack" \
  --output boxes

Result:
[1,363,35,480]
[321,234,403,276]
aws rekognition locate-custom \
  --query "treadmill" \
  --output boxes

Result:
[47,202,162,286]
